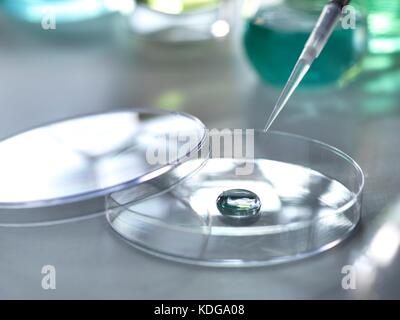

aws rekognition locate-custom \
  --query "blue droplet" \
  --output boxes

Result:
[216,189,261,226]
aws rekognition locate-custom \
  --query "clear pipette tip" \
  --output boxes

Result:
[263,0,345,133]
[263,59,310,132]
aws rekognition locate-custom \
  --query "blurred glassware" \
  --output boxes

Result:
[0,0,129,23]
[364,0,400,55]
[242,0,367,87]
[128,0,236,42]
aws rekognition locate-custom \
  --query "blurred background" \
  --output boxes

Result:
[1,0,400,299]
[0,0,399,138]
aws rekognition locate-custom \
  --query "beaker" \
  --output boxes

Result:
[1,0,115,23]
[242,0,367,87]
[127,0,236,42]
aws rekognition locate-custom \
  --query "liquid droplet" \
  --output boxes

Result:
[216,189,261,226]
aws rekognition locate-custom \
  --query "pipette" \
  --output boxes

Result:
[264,0,350,132]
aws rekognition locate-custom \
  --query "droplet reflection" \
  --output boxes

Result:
[216,189,261,226]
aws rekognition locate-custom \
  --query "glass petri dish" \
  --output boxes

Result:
[0,109,208,226]
[107,130,364,267]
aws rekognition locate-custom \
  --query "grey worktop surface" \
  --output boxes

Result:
[1,12,400,299]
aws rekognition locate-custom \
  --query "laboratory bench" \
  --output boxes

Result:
[0,12,400,299]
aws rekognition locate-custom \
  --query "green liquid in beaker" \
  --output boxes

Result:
[243,5,366,87]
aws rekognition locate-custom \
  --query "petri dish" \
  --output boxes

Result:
[0,109,208,226]
[0,107,363,267]
[107,130,364,267]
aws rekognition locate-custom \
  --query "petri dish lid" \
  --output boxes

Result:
[0,108,208,225]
